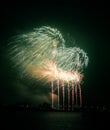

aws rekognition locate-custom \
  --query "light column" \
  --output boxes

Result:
[68,82,70,111]
[57,80,60,110]
[79,84,82,107]
[51,81,54,109]
[72,81,74,111]
[62,81,65,110]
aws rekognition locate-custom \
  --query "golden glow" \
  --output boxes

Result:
[28,61,83,84]
[52,40,57,47]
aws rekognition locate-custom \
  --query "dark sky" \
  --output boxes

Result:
[0,2,110,107]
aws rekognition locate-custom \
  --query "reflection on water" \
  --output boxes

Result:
[0,110,110,130]
[43,112,93,130]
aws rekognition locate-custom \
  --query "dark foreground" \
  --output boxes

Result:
[0,108,110,130]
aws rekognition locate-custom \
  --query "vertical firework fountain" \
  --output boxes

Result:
[51,81,54,109]
[79,84,82,107]
[68,82,70,111]
[57,80,60,110]
[62,81,65,110]
[75,85,78,107]
[54,81,83,111]
[72,81,74,111]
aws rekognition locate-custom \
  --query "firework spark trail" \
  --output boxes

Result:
[51,81,54,109]
[62,81,65,110]
[75,85,78,106]
[57,80,60,110]
[79,84,82,107]
[8,26,65,81]
[68,82,70,111]
[72,80,74,110]
[57,47,89,73]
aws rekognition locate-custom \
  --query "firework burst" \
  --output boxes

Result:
[7,26,89,110]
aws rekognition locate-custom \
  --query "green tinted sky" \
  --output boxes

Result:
[0,2,110,106]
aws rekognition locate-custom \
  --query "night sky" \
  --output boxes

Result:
[0,2,110,107]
